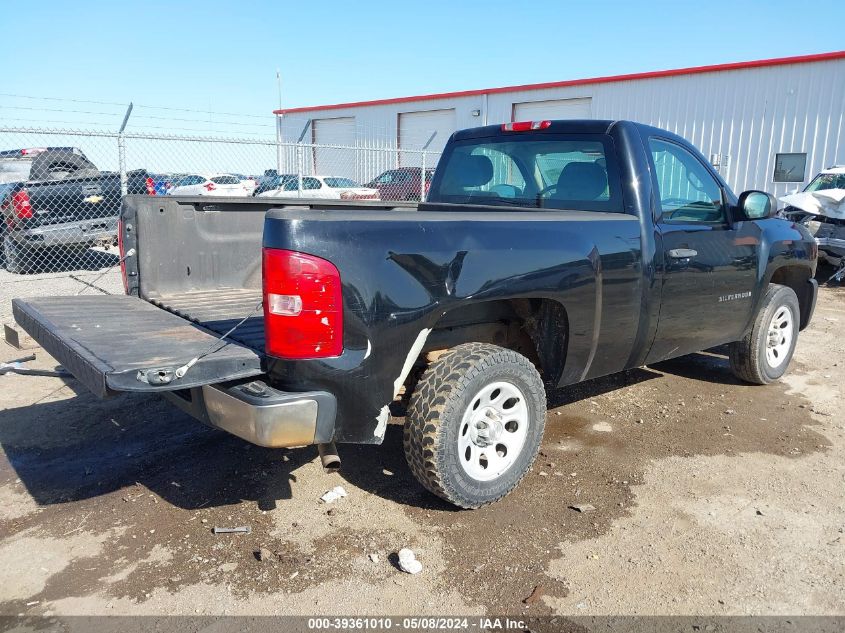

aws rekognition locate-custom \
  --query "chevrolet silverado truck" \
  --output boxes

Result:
[0,147,151,273]
[11,120,818,508]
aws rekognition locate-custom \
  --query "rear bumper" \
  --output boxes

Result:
[163,380,336,447]
[12,218,118,248]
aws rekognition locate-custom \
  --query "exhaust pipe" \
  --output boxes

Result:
[318,442,341,471]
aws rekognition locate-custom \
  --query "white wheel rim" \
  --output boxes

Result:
[457,380,529,482]
[765,305,794,368]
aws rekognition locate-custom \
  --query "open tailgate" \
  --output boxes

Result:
[12,295,264,397]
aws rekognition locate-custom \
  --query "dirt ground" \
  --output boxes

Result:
[1,282,844,618]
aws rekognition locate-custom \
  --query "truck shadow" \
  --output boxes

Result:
[0,389,315,512]
[0,348,786,513]
[650,346,746,385]
[7,246,119,275]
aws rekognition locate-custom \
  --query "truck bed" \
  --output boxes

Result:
[149,289,265,352]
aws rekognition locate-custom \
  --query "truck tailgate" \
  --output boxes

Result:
[12,295,264,397]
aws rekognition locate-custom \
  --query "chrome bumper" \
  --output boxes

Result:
[15,217,118,247]
[163,380,336,448]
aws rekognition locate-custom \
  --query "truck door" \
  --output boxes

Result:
[646,137,757,362]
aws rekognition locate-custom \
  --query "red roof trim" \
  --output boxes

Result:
[274,50,845,115]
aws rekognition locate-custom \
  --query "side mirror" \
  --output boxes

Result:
[737,190,778,220]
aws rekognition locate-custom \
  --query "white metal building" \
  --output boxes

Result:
[275,51,845,196]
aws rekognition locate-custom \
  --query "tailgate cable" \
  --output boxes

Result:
[74,248,136,295]
[137,301,263,386]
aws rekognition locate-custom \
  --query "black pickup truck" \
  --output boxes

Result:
[12,120,818,508]
[0,147,151,273]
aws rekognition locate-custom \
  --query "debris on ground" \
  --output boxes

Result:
[320,486,348,504]
[218,562,237,573]
[255,547,274,562]
[569,504,596,513]
[523,585,546,605]
[368,553,380,563]
[397,548,423,574]
[212,526,251,534]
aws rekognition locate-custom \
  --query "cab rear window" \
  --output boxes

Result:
[428,134,623,212]
[0,158,34,184]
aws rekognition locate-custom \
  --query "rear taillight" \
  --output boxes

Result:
[8,189,33,221]
[204,182,216,192]
[117,219,128,293]
[424,179,431,197]
[145,177,156,196]
[501,120,551,132]
[262,248,343,359]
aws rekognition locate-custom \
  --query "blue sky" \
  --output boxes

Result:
[1,0,844,133]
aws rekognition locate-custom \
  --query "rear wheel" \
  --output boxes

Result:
[729,283,800,384]
[3,235,31,274]
[403,343,546,509]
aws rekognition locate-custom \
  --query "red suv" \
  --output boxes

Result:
[365,167,435,201]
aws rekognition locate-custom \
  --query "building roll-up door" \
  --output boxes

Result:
[398,109,456,168]
[512,98,592,121]
[312,117,356,179]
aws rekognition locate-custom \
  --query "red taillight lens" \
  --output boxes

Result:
[501,120,551,132]
[145,177,156,196]
[117,219,128,294]
[204,182,216,191]
[10,190,33,220]
[262,248,343,359]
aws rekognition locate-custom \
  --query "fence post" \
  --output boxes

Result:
[420,131,437,202]
[296,142,303,198]
[275,114,284,176]
[117,102,133,196]
[420,150,426,201]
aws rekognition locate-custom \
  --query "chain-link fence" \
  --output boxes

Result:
[0,125,440,279]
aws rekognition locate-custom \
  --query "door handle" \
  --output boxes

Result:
[668,248,698,259]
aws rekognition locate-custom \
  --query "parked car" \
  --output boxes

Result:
[257,175,380,200]
[231,173,258,195]
[365,167,434,201]
[0,147,151,273]
[782,165,845,274]
[147,173,175,196]
[13,119,817,509]
[165,174,251,197]
[254,172,295,197]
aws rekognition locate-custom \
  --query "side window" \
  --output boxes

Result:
[283,178,320,190]
[376,172,394,184]
[650,138,725,223]
[393,171,410,183]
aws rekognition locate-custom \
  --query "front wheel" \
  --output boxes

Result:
[403,343,546,509]
[729,283,800,384]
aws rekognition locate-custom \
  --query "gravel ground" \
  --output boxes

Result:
[0,252,122,324]
[0,274,843,617]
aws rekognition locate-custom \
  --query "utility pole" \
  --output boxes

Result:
[275,69,283,176]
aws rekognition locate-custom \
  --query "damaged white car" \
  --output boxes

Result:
[782,165,845,280]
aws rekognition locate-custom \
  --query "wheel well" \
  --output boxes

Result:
[769,265,814,329]
[413,298,568,386]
